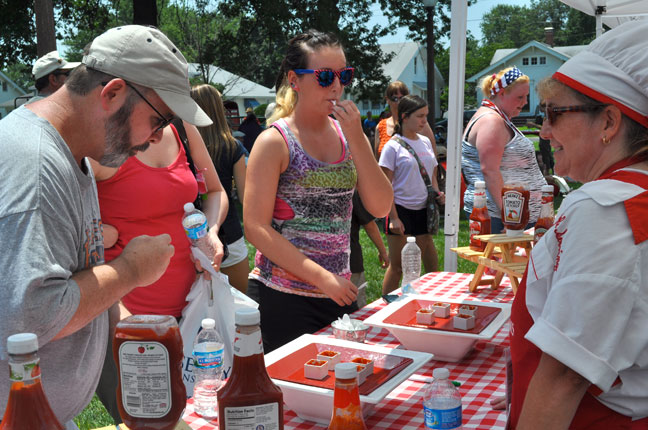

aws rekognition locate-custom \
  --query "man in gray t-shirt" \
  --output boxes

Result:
[0,26,211,428]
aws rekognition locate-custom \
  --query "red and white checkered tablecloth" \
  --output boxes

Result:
[183,271,515,429]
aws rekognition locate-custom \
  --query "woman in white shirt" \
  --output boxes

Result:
[379,95,445,294]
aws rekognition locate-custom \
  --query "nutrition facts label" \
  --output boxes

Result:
[223,402,280,430]
[118,341,171,418]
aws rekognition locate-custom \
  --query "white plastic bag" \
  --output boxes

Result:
[178,247,258,396]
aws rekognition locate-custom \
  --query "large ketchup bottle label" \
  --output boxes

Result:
[118,341,171,418]
[233,330,263,357]
[502,191,525,224]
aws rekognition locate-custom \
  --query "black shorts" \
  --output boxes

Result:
[247,279,358,353]
[386,204,428,236]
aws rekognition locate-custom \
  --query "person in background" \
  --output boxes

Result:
[363,110,377,141]
[379,95,444,294]
[27,50,80,103]
[238,106,264,153]
[245,29,392,352]
[349,191,389,308]
[508,21,648,429]
[374,81,437,159]
[191,84,250,294]
[0,25,210,428]
[462,66,546,234]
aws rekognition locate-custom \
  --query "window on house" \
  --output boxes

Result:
[531,57,538,65]
[522,58,529,66]
[539,56,546,65]
[2,82,6,92]
[363,100,370,110]
[372,100,382,110]
[414,57,417,74]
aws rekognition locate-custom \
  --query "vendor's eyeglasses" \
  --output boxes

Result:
[389,95,403,103]
[541,104,607,125]
[293,67,355,87]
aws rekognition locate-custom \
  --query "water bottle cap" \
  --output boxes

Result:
[335,362,359,379]
[201,318,216,330]
[235,308,260,325]
[475,180,485,188]
[7,333,38,354]
[542,185,554,193]
[433,367,450,380]
[183,202,195,213]
[407,236,416,243]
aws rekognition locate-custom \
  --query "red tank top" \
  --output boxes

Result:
[509,159,648,429]
[97,125,198,317]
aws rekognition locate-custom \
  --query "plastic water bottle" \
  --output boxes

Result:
[401,236,421,294]
[182,202,215,262]
[192,318,224,418]
[423,368,462,429]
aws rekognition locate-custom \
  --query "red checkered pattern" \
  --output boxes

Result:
[182,272,515,429]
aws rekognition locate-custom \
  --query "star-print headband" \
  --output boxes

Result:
[490,67,524,96]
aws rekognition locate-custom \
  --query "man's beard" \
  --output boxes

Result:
[99,99,151,167]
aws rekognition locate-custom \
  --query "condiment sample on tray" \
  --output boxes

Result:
[113,315,186,430]
[304,359,329,380]
[0,333,64,430]
[217,308,284,430]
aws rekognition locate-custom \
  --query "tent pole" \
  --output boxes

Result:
[443,0,468,272]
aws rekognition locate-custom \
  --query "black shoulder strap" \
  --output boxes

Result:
[172,118,197,177]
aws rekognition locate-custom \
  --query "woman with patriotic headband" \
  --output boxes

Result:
[506,21,648,429]
[462,66,546,233]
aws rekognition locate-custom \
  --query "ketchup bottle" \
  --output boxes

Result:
[328,362,368,430]
[533,185,555,244]
[113,315,186,430]
[469,181,491,251]
[501,182,530,236]
[0,333,64,430]
[217,308,283,429]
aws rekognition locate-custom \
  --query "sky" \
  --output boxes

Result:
[370,0,535,45]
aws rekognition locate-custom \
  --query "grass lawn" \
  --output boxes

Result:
[75,216,476,429]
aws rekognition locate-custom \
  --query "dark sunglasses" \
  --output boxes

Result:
[388,95,403,103]
[101,80,174,134]
[293,67,355,87]
[541,104,606,125]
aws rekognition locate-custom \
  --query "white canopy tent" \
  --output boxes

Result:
[560,0,648,36]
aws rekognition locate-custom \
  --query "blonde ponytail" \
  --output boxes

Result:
[267,80,298,125]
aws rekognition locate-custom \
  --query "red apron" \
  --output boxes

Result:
[509,159,648,429]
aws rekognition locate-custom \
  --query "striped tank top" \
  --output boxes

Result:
[250,118,357,297]
[462,107,546,222]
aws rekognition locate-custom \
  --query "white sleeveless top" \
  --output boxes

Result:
[462,110,546,222]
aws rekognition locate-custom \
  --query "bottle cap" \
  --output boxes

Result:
[475,180,485,189]
[183,202,195,213]
[7,333,38,354]
[335,362,359,379]
[235,308,260,326]
[407,236,416,243]
[201,318,216,330]
[433,367,450,380]
[542,185,554,193]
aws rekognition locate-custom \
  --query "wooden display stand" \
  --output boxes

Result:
[452,233,533,294]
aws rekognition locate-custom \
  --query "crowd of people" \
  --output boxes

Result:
[0,18,647,430]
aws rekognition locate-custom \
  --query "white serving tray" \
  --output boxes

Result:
[363,295,511,362]
[264,334,433,424]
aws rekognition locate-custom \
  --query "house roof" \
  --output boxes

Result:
[188,64,274,99]
[0,70,28,95]
[468,40,587,82]
[380,42,444,85]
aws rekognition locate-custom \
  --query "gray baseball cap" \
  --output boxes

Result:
[33,51,80,80]
[82,25,212,126]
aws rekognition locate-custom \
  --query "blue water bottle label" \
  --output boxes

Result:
[184,215,208,240]
[424,405,462,429]
[193,349,224,369]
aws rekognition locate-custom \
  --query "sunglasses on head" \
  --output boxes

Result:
[541,103,607,125]
[293,67,355,87]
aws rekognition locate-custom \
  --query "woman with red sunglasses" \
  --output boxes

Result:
[244,29,392,352]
